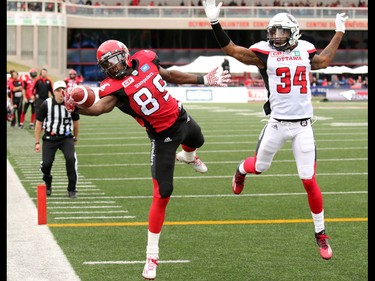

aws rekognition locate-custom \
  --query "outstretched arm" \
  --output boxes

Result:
[311,13,348,70]
[159,66,231,87]
[65,93,118,115]
[203,0,263,68]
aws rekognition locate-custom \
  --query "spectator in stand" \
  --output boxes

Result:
[321,78,329,86]
[221,58,230,73]
[85,0,92,5]
[20,68,38,129]
[8,71,25,128]
[33,68,54,121]
[64,69,82,94]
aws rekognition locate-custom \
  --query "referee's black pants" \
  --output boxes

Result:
[40,137,78,192]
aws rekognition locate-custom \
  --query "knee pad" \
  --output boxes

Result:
[298,165,315,179]
[158,182,173,198]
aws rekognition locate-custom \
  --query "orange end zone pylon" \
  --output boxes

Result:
[37,184,47,225]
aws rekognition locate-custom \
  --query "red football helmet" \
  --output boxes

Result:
[96,40,132,79]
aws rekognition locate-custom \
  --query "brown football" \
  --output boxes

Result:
[70,85,96,108]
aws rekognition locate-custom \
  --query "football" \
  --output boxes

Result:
[70,85,96,108]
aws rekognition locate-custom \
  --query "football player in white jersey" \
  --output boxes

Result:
[203,0,349,261]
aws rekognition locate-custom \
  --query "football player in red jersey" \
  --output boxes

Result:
[64,69,82,94]
[64,39,231,280]
[204,0,349,261]
[8,71,25,128]
[20,68,38,129]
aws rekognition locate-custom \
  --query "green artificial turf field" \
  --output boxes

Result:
[7,100,368,281]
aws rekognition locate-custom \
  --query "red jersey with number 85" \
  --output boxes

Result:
[98,50,180,135]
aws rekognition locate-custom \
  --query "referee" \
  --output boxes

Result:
[34,80,80,198]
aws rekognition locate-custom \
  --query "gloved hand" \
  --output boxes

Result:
[335,12,349,33]
[204,66,231,87]
[64,89,78,113]
[203,0,223,24]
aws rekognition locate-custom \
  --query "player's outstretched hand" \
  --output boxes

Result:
[204,66,231,87]
[64,89,78,113]
[203,0,223,24]
[335,12,349,33]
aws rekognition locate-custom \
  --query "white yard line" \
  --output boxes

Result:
[7,159,81,281]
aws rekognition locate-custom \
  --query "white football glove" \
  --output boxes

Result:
[64,89,78,113]
[203,0,223,24]
[335,12,349,33]
[203,66,231,87]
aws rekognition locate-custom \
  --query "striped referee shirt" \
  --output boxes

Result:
[36,97,80,138]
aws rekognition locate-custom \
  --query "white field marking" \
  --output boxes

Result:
[76,121,366,128]
[47,201,116,204]
[83,172,367,181]
[54,216,136,220]
[43,197,113,201]
[18,146,368,159]
[36,191,368,200]
[47,192,106,195]
[73,127,368,137]
[329,122,368,126]
[21,158,368,168]
[314,106,367,109]
[30,186,98,190]
[25,172,367,185]
[29,181,94,185]
[75,158,367,167]
[212,109,254,113]
[57,138,368,148]
[44,188,101,191]
[47,146,367,156]
[48,206,123,209]
[7,160,81,281]
[83,260,190,265]
[50,210,129,214]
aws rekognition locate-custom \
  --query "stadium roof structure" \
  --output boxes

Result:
[167,56,259,75]
[168,56,367,76]
[312,65,368,74]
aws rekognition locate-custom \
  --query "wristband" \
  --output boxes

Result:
[197,76,205,84]
[211,22,231,48]
[35,142,40,145]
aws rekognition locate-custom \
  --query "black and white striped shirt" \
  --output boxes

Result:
[36,98,80,138]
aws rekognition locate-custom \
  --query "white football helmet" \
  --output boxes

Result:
[267,13,301,51]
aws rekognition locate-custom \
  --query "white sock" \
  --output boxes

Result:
[311,210,325,233]
[146,230,160,259]
[180,150,195,162]
[238,162,247,175]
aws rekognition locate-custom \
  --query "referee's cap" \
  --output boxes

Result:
[53,80,66,91]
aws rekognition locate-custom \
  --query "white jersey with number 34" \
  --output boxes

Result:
[250,40,317,120]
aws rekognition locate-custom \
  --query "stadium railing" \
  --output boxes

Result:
[7,0,368,21]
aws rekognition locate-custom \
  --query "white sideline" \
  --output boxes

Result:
[7,159,81,281]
